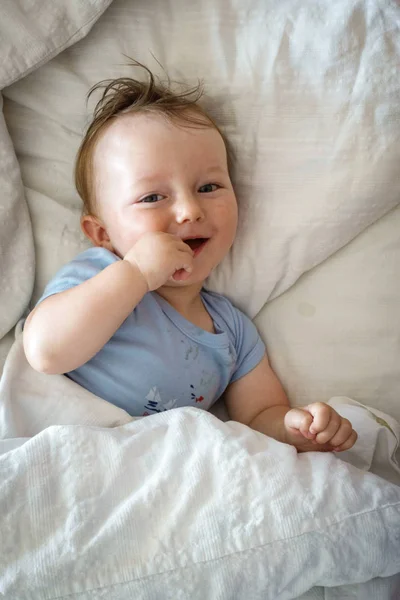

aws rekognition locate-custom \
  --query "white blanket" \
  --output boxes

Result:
[1,332,400,599]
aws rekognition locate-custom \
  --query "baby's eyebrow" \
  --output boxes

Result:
[202,166,228,177]
[132,174,163,186]
[132,166,227,186]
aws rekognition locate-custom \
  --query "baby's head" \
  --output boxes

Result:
[75,63,238,285]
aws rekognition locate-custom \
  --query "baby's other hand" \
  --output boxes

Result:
[284,402,357,452]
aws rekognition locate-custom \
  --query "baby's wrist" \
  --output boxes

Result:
[122,258,149,293]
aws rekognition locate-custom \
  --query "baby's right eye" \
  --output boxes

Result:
[139,194,164,204]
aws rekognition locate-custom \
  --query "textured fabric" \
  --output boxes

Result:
[0,0,113,88]
[0,355,399,599]
[328,397,400,487]
[254,204,400,424]
[36,247,265,415]
[0,0,112,367]
[0,94,34,344]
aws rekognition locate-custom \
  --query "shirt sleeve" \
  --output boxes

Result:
[229,304,266,383]
[35,247,119,306]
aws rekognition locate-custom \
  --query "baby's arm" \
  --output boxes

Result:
[224,354,357,453]
[24,232,194,375]
[24,259,148,374]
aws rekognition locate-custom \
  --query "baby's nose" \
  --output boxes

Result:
[175,194,205,223]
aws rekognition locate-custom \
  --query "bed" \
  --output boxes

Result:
[1,1,400,598]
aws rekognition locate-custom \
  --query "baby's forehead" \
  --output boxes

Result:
[108,110,174,132]
[95,110,225,159]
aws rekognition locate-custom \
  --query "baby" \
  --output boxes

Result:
[24,65,357,453]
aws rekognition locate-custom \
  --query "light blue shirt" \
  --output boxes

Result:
[37,248,266,416]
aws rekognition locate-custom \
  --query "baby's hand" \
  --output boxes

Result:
[284,402,357,452]
[124,232,194,291]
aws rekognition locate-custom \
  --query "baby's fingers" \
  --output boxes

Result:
[171,248,194,281]
[329,418,354,448]
[178,239,195,257]
[313,413,342,444]
[284,408,315,439]
[307,402,332,435]
[171,267,192,281]
[332,428,358,452]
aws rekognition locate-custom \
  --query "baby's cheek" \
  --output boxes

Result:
[217,201,237,238]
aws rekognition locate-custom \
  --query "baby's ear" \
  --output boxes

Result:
[81,215,114,251]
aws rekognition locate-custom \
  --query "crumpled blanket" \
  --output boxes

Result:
[1,329,399,600]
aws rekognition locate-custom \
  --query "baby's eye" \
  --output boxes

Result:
[139,194,164,204]
[198,183,220,194]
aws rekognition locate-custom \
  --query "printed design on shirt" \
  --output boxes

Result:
[185,345,199,361]
[143,387,178,416]
[190,384,204,403]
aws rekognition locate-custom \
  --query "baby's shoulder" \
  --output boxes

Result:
[36,247,120,307]
[69,247,119,271]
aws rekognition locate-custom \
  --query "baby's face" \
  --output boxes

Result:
[90,111,238,284]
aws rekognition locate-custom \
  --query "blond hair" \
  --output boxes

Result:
[75,61,230,216]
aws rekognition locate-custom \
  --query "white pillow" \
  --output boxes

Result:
[255,203,400,424]
[0,0,112,362]
[0,97,33,343]
[0,0,113,88]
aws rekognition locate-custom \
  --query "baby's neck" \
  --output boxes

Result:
[156,282,204,316]
[156,283,215,334]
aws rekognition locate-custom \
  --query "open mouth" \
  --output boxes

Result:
[184,238,209,255]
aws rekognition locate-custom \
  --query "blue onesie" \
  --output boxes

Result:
[37,247,266,416]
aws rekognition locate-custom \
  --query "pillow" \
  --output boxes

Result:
[0,99,33,350]
[0,0,112,366]
[3,0,399,316]
[0,0,113,88]
[255,203,400,424]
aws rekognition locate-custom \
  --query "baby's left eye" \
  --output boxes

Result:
[198,183,220,194]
